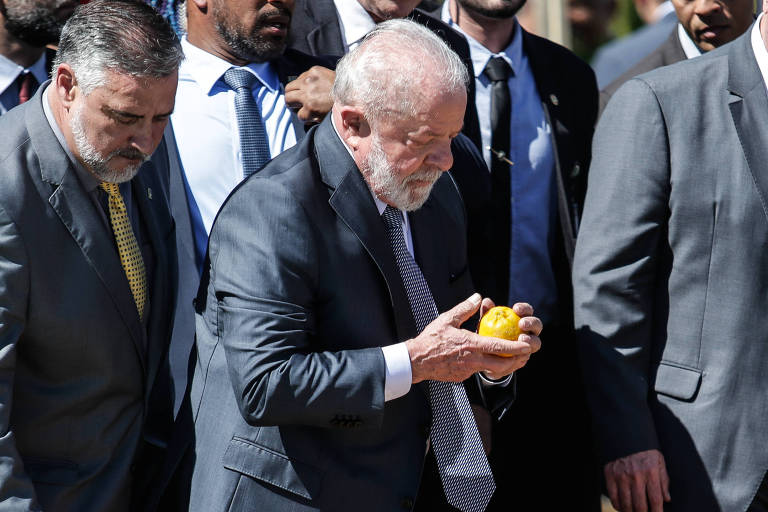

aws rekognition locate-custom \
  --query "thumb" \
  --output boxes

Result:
[445,293,482,327]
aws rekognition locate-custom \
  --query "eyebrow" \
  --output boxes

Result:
[101,105,174,119]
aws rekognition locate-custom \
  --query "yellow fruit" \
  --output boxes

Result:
[478,306,521,357]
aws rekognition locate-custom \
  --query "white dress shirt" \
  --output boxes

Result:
[752,14,768,93]
[678,23,703,60]
[0,52,47,115]
[333,0,378,51]
[171,38,297,240]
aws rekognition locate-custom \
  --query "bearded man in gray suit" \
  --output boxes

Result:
[0,1,182,510]
[574,2,768,510]
[186,19,542,512]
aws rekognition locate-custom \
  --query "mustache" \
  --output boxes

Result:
[107,148,150,163]
[257,5,292,24]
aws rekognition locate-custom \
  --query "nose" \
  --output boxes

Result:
[693,0,722,16]
[428,139,454,172]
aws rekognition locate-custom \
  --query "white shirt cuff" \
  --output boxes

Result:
[478,371,514,387]
[381,342,412,401]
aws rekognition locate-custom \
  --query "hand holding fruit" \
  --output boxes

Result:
[405,294,542,384]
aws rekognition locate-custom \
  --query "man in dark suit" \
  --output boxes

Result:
[285,0,482,147]
[574,8,768,511]
[0,1,182,510]
[186,19,542,511]
[600,0,754,112]
[436,1,600,509]
[0,0,74,114]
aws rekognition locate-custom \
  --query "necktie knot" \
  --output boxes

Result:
[223,67,258,91]
[381,205,403,232]
[484,56,513,83]
[100,182,120,197]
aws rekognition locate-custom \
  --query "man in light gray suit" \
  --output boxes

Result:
[186,19,542,512]
[0,1,182,510]
[574,2,768,510]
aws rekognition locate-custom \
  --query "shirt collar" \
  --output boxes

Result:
[333,0,378,50]
[41,84,100,193]
[678,23,703,60]
[442,5,521,78]
[751,14,768,96]
[0,51,48,96]
[179,37,279,95]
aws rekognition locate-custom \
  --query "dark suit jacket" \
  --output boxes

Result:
[185,117,476,510]
[599,29,686,114]
[0,85,176,511]
[575,27,768,510]
[287,0,482,149]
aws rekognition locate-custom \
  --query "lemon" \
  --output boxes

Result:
[478,306,521,357]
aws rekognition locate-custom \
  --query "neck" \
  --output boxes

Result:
[0,17,45,68]
[450,0,516,54]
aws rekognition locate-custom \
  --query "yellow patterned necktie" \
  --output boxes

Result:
[100,182,147,320]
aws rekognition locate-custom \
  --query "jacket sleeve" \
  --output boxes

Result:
[0,204,40,510]
[204,178,386,429]
[572,77,670,463]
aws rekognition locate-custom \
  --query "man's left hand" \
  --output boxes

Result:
[285,66,335,124]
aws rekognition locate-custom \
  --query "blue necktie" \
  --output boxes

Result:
[381,206,495,512]
[222,67,272,178]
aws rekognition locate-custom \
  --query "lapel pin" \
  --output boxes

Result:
[486,146,514,166]
[147,188,153,200]
[549,94,559,106]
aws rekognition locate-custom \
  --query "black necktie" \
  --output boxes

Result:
[16,72,39,105]
[381,206,495,512]
[222,68,272,178]
[484,56,514,303]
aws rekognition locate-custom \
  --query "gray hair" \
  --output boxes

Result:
[332,18,468,125]
[52,0,184,95]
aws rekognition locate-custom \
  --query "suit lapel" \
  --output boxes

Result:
[304,0,345,56]
[522,30,577,263]
[29,97,149,373]
[728,28,768,224]
[314,119,418,342]
[132,165,173,391]
[661,30,687,67]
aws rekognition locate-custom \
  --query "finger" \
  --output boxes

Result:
[630,471,648,512]
[605,470,621,511]
[646,467,664,512]
[518,315,542,336]
[479,297,494,319]
[444,293,482,327]
[475,335,533,357]
[618,475,633,512]
[511,302,533,318]
[482,354,529,377]
[284,77,301,92]
[517,333,541,354]
[659,459,671,502]
[284,90,303,109]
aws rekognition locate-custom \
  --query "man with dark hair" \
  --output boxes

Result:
[0,1,182,509]
[437,0,600,509]
[0,0,76,114]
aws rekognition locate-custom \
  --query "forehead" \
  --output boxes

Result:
[84,70,178,112]
[376,88,466,138]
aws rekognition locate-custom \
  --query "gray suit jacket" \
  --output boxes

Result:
[574,26,768,510]
[186,118,475,511]
[0,86,176,510]
[599,29,686,114]
[591,11,678,89]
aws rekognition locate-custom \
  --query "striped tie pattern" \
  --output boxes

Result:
[381,206,495,512]
[100,182,147,320]
[222,67,272,178]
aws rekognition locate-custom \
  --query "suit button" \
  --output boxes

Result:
[400,497,414,510]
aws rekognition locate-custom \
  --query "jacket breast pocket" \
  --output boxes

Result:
[221,437,324,501]
[653,361,702,402]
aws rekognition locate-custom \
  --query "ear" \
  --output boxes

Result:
[337,105,371,150]
[763,0,768,14]
[53,63,78,110]
[190,0,207,9]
